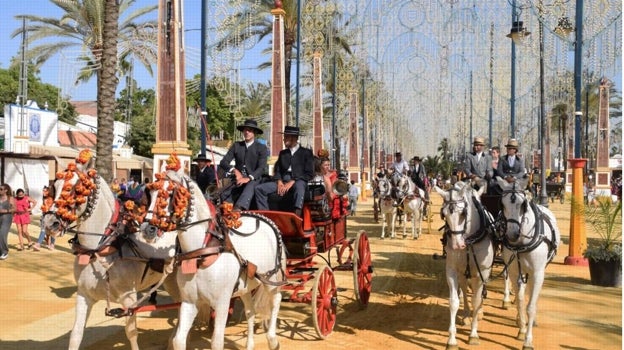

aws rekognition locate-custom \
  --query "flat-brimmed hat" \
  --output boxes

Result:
[413,156,421,162]
[473,137,485,146]
[395,151,402,156]
[279,125,303,136]
[236,119,263,134]
[505,138,519,149]
[194,154,211,162]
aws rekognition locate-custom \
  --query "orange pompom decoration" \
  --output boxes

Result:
[317,149,330,158]
[67,163,77,171]
[165,152,182,171]
[77,149,93,164]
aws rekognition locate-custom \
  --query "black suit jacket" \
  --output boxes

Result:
[219,141,268,180]
[196,165,216,193]
[273,146,314,182]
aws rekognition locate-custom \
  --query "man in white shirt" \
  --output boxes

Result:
[392,152,409,175]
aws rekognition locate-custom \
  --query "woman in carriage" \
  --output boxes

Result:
[312,150,349,219]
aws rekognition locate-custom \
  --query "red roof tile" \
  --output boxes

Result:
[58,130,97,148]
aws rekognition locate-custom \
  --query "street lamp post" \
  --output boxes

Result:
[199,0,208,155]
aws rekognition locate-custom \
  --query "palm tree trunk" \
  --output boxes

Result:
[96,0,120,183]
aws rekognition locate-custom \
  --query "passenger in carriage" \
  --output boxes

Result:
[219,119,268,211]
[410,156,430,212]
[254,126,314,217]
[495,138,526,183]
[312,152,349,218]
[463,136,493,192]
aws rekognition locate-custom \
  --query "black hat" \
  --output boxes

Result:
[413,156,421,162]
[280,125,303,136]
[395,151,402,156]
[236,119,263,134]
[194,154,211,162]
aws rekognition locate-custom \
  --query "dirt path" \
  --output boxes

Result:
[0,195,621,349]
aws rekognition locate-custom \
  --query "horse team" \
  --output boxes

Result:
[42,151,560,350]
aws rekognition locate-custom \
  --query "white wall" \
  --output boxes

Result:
[3,103,59,152]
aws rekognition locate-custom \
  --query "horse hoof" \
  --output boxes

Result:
[468,336,480,345]
[503,301,512,309]
[516,331,526,341]
[522,346,534,350]
[445,344,459,350]
[380,236,384,240]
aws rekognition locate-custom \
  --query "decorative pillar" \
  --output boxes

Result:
[595,78,611,195]
[565,158,588,266]
[270,5,287,161]
[348,92,360,183]
[312,52,324,154]
[152,0,192,173]
[361,105,369,200]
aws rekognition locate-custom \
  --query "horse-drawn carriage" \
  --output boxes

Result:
[252,180,373,338]
[41,152,372,349]
[545,181,565,203]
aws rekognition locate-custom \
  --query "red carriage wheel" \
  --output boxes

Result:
[312,265,337,339]
[352,230,373,306]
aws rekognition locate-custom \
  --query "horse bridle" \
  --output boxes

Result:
[42,174,102,236]
[441,188,469,236]
[500,182,529,233]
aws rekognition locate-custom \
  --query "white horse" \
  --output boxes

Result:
[394,174,424,239]
[41,156,179,350]
[434,181,496,350]
[497,177,560,350]
[377,176,397,239]
[140,169,286,350]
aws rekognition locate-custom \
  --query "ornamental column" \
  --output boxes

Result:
[152,0,192,173]
[270,4,286,161]
[312,52,324,154]
[348,92,360,183]
[595,78,612,195]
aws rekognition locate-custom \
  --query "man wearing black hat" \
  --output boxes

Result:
[254,126,314,217]
[194,154,216,194]
[218,119,268,211]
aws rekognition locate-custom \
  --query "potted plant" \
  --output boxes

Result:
[583,197,622,287]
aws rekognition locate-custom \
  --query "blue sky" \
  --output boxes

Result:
[0,0,271,101]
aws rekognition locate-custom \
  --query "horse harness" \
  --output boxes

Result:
[440,187,496,294]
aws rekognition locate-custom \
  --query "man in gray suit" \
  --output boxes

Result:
[219,119,268,211]
[463,136,493,191]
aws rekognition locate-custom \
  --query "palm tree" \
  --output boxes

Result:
[215,0,352,122]
[96,0,119,182]
[12,0,157,82]
[12,0,157,181]
[437,138,450,160]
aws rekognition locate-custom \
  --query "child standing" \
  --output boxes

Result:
[33,186,55,251]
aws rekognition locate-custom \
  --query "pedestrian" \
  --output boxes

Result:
[33,185,56,251]
[0,184,16,260]
[255,126,314,217]
[348,180,360,216]
[13,188,36,251]
[218,119,267,210]
[124,177,143,204]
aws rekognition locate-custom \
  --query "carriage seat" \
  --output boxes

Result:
[305,180,331,221]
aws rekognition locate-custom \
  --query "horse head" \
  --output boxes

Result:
[497,176,531,244]
[377,177,392,199]
[435,181,484,250]
[42,152,119,251]
[390,172,409,200]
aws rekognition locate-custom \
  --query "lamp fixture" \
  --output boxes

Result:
[506,21,531,44]
[554,16,574,37]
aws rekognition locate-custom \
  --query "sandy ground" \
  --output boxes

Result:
[0,194,621,350]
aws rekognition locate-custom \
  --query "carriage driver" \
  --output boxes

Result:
[218,119,268,211]
[254,126,314,217]
[463,136,493,192]
[410,156,430,213]
[391,152,409,175]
